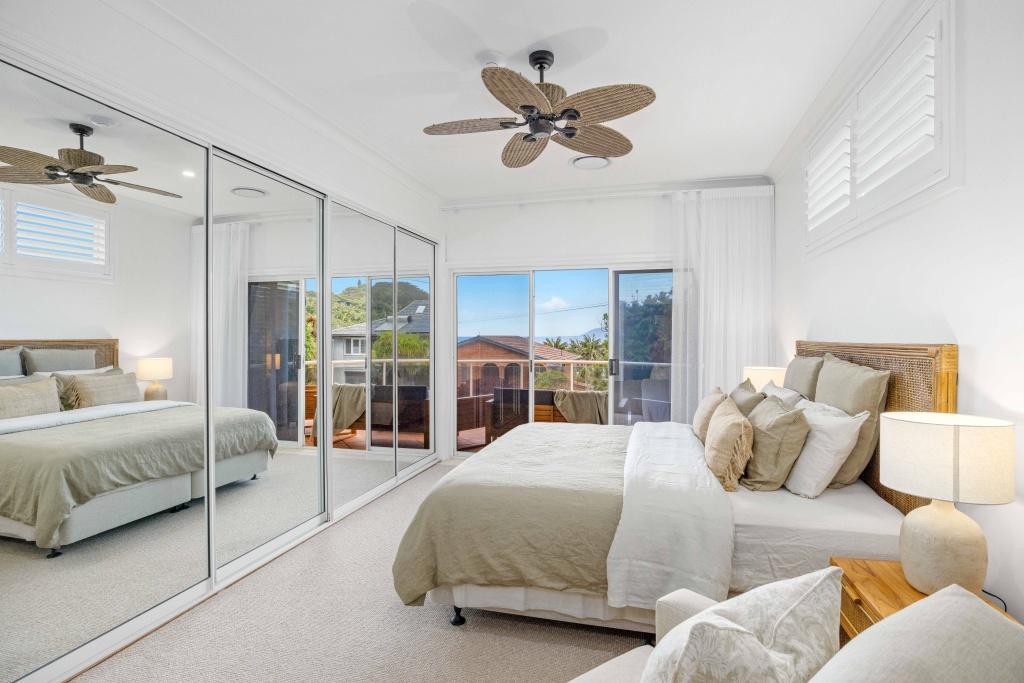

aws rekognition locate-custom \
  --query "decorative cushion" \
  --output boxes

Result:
[704,397,753,492]
[52,367,123,410]
[741,396,810,491]
[729,379,766,416]
[22,347,97,374]
[641,567,842,683]
[812,585,1024,682]
[0,375,46,386]
[763,380,803,408]
[692,388,727,443]
[784,355,824,399]
[0,346,24,376]
[785,400,869,498]
[0,377,61,418]
[65,372,140,409]
[813,354,890,487]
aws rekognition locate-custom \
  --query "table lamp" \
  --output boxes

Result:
[742,366,786,391]
[880,412,1015,595]
[136,357,173,401]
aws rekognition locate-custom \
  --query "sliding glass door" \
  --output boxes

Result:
[609,270,674,425]
[247,280,304,443]
[396,230,434,472]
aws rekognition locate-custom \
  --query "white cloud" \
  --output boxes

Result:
[538,296,569,313]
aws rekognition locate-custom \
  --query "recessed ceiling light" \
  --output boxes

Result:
[570,155,611,170]
[181,170,196,178]
[231,186,267,198]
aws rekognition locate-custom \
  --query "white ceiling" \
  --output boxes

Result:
[140,0,885,202]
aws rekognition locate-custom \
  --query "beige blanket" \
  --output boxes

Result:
[392,422,632,605]
[554,389,608,424]
[0,404,278,548]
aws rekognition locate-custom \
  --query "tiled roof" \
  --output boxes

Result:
[458,335,579,360]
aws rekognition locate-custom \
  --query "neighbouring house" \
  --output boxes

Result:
[456,335,580,399]
[331,300,430,385]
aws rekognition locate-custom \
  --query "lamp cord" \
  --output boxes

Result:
[982,589,1008,612]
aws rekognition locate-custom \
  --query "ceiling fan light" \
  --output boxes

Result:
[570,155,611,170]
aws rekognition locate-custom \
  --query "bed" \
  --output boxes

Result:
[0,339,277,555]
[393,341,958,632]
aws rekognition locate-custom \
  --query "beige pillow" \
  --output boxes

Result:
[0,374,46,387]
[0,377,61,418]
[22,347,97,374]
[66,372,141,409]
[784,355,824,399]
[741,396,810,491]
[730,378,766,416]
[53,367,123,410]
[692,388,727,443]
[704,397,753,491]
[814,354,890,487]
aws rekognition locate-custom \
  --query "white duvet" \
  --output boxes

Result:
[0,400,191,436]
[606,421,734,609]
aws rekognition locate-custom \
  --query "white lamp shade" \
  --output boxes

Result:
[880,412,1015,504]
[742,366,787,391]
[136,357,173,381]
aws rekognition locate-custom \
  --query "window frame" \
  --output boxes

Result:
[804,0,959,256]
[0,185,116,283]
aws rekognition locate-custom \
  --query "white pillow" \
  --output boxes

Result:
[642,567,842,683]
[811,584,1024,682]
[784,400,869,498]
[763,380,802,408]
[32,365,114,378]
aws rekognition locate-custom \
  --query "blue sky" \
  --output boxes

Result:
[457,269,610,339]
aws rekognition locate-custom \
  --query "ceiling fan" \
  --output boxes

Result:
[0,123,182,204]
[423,50,655,168]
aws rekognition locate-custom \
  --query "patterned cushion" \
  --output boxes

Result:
[729,378,766,416]
[52,367,123,410]
[703,397,753,492]
[65,372,140,409]
[641,567,842,683]
[692,388,727,443]
[741,396,810,491]
[22,347,97,374]
[0,377,61,418]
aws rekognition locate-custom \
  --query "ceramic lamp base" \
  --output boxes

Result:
[900,499,987,595]
[144,381,168,401]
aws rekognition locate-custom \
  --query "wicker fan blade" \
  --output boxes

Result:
[482,66,551,115]
[97,177,182,198]
[0,167,67,184]
[553,125,633,157]
[73,183,116,204]
[554,84,656,125]
[59,148,104,168]
[0,145,65,170]
[501,133,548,168]
[76,164,138,175]
[536,82,567,106]
[424,118,518,135]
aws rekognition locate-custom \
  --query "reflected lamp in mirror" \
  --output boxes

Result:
[742,366,786,391]
[880,412,1015,595]
[136,357,173,401]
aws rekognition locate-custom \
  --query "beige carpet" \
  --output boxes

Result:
[76,463,645,683]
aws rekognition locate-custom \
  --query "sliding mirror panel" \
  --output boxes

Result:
[455,273,530,453]
[0,62,208,681]
[610,270,674,425]
[534,269,610,426]
[327,203,396,508]
[395,230,433,471]
[210,154,324,568]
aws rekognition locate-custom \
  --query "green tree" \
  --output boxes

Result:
[544,336,568,351]
[372,331,430,386]
[568,333,609,391]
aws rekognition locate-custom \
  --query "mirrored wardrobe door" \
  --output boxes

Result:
[0,61,208,681]
[327,202,397,509]
[395,230,434,471]
[209,153,324,569]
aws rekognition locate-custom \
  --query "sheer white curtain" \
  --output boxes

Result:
[189,222,251,407]
[671,185,774,422]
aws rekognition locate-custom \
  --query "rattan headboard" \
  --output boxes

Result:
[0,339,119,371]
[795,341,957,515]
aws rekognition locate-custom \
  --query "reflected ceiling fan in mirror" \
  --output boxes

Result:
[423,50,655,168]
[0,123,182,204]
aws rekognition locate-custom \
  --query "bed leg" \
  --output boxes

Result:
[645,634,655,647]
[46,548,62,559]
[167,503,190,513]
[450,606,466,626]
[251,474,258,480]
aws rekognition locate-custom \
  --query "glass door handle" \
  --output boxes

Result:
[608,358,619,376]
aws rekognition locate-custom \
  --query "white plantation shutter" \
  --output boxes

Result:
[806,119,852,230]
[14,201,107,267]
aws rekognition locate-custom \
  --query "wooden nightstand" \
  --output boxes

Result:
[831,557,1018,642]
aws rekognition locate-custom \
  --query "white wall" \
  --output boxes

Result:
[770,0,1024,617]
[0,200,194,400]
